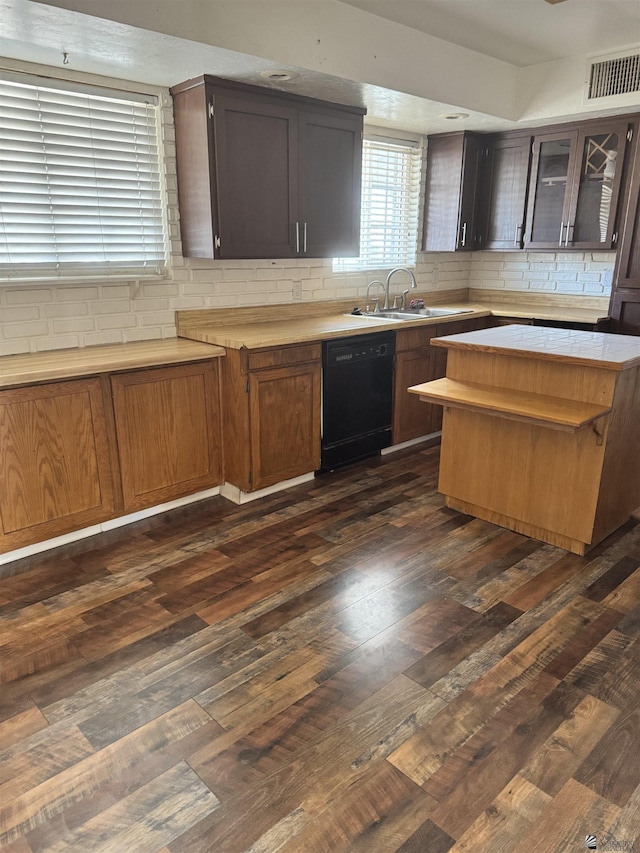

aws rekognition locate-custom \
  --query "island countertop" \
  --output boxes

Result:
[430,323,640,371]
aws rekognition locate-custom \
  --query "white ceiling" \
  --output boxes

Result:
[1,0,639,136]
[338,0,640,67]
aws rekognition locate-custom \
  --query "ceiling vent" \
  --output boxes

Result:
[585,51,640,106]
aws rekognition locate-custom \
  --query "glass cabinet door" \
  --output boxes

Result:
[525,131,577,249]
[568,124,629,249]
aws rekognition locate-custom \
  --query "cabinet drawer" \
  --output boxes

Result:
[394,327,438,352]
[247,343,322,371]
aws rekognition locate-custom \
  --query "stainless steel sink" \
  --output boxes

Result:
[346,307,473,322]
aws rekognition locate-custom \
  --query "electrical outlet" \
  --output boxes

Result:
[292,280,302,301]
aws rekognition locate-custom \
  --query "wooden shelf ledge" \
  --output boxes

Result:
[408,378,611,431]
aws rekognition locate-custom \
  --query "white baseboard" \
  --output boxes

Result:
[382,432,441,455]
[0,485,221,567]
[219,472,316,505]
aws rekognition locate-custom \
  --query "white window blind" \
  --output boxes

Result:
[334,137,422,272]
[0,73,167,283]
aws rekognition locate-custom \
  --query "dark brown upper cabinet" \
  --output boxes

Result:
[170,76,365,260]
[480,134,532,250]
[524,119,631,251]
[422,132,485,252]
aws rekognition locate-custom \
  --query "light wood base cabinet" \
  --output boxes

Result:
[0,357,224,555]
[222,344,321,492]
[410,326,640,555]
[0,378,115,551]
[393,318,490,444]
[111,361,222,512]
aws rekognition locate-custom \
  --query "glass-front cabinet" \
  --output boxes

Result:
[525,120,630,251]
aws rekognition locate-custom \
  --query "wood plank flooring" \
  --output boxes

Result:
[1,442,639,852]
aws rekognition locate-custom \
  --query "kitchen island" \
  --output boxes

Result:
[409,325,640,555]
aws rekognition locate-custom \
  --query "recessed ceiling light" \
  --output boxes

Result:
[439,112,470,120]
[260,70,297,82]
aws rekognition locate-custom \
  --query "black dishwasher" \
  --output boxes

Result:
[321,331,395,471]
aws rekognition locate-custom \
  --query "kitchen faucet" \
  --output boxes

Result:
[384,267,417,310]
[365,279,385,313]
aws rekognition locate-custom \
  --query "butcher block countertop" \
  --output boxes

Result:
[176,292,610,350]
[430,324,640,371]
[0,338,225,390]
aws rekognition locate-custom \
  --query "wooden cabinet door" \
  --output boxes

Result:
[0,378,115,552]
[482,136,531,250]
[612,128,640,291]
[249,362,321,491]
[423,132,483,252]
[298,108,363,258]
[566,121,630,250]
[524,129,579,249]
[393,348,439,444]
[608,124,640,333]
[213,91,298,259]
[111,361,222,512]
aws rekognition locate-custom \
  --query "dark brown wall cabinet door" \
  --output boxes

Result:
[0,378,115,552]
[423,132,484,252]
[214,93,298,259]
[609,124,640,333]
[482,136,531,250]
[298,109,362,258]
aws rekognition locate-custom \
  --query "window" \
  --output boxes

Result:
[0,72,167,283]
[334,136,422,272]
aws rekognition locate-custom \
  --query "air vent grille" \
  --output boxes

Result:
[588,53,640,99]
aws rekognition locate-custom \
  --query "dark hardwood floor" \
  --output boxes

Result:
[1,442,639,852]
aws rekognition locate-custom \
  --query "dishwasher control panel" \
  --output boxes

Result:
[325,333,395,368]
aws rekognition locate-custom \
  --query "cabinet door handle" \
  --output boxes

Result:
[295,221,300,254]
[513,223,520,247]
[461,222,467,247]
[558,221,565,247]
[565,223,573,246]
[303,222,307,253]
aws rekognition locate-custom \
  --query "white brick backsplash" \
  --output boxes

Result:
[56,287,99,301]
[526,271,552,281]
[0,340,30,356]
[139,311,176,326]
[222,268,256,282]
[97,315,137,330]
[52,318,95,334]
[44,302,89,318]
[189,269,224,282]
[142,283,179,298]
[3,306,40,322]
[123,327,167,342]
[100,284,131,299]
[90,299,133,315]
[4,321,50,338]
[6,289,52,305]
[556,262,586,272]
[83,330,124,346]
[35,335,80,351]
